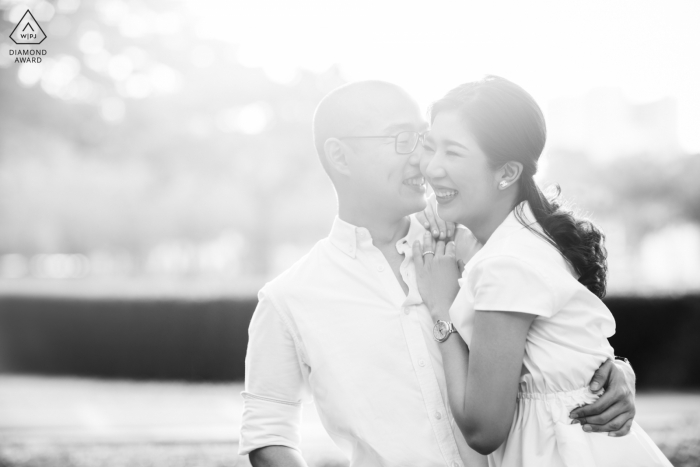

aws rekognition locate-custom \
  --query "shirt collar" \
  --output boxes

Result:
[329,215,425,258]
[396,215,426,255]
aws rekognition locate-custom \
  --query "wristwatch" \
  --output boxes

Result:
[433,320,458,342]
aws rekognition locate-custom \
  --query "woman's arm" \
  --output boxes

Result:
[455,310,535,454]
[413,236,536,455]
[432,306,534,455]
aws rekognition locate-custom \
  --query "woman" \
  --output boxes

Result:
[413,76,671,466]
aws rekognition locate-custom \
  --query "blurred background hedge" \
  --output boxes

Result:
[1,294,698,388]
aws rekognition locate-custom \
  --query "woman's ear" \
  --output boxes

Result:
[496,161,523,190]
[323,138,352,177]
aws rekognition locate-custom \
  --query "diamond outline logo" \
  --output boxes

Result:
[10,10,47,45]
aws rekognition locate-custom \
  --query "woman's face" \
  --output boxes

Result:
[420,110,500,228]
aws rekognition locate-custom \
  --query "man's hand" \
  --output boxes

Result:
[569,359,637,437]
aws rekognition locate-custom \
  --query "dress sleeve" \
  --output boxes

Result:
[238,288,311,456]
[466,255,557,317]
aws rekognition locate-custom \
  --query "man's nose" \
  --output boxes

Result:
[408,146,423,166]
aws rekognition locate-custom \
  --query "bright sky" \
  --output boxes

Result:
[189,0,700,153]
[3,0,699,152]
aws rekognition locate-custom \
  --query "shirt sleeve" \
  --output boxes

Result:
[467,255,557,317]
[239,288,311,456]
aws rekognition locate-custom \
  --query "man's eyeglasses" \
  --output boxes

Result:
[338,131,428,155]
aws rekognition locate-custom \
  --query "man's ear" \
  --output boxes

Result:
[496,161,523,190]
[323,138,351,176]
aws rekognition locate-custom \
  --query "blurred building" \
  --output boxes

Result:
[543,89,700,295]
[547,88,682,163]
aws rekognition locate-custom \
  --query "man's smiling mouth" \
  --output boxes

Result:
[403,176,426,193]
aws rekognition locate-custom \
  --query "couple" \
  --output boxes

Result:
[239,77,671,466]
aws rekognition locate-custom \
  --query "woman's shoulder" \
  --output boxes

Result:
[464,224,579,297]
[474,225,562,272]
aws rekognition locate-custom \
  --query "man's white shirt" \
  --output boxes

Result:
[240,215,485,467]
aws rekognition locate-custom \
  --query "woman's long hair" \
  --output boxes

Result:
[430,75,607,298]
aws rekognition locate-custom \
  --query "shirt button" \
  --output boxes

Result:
[452,462,461,467]
[377,264,385,272]
[403,307,410,315]
[418,359,425,367]
[435,411,442,420]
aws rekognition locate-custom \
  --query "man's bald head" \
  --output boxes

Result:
[312,81,418,174]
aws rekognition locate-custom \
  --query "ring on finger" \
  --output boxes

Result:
[422,250,435,257]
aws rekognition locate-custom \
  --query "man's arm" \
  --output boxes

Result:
[250,446,308,467]
[569,359,637,436]
[240,289,311,460]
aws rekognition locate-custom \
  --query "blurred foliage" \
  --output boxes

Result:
[0,1,699,285]
[0,0,343,276]
[543,149,700,241]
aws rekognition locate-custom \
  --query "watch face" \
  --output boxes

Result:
[433,321,448,341]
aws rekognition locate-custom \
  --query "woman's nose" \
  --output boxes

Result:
[421,152,446,180]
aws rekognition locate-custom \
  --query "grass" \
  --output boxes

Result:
[0,376,698,466]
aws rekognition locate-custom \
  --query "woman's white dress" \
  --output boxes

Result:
[449,202,671,467]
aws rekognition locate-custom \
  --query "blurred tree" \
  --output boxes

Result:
[0,1,344,276]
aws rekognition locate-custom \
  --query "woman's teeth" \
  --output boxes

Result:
[435,189,458,199]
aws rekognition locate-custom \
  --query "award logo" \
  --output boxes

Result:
[10,10,46,45]
[8,10,48,63]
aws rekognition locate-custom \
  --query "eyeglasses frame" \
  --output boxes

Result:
[337,131,428,155]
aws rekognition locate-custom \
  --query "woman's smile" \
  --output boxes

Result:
[431,184,459,203]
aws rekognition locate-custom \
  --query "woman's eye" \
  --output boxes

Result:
[422,144,435,153]
[446,151,460,157]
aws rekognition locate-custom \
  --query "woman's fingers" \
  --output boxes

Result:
[422,231,435,257]
[435,240,446,256]
[423,198,440,238]
[412,240,424,267]
[429,201,447,240]
[420,193,451,240]
[446,222,456,240]
[445,241,456,258]
[416,210,430,231]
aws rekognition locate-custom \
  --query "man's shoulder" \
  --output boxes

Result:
[262,238,333,298]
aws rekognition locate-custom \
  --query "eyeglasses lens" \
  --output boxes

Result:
[396,132,419,154]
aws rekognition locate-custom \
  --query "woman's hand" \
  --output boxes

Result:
[413,231,462,320]
[415,193,456,241]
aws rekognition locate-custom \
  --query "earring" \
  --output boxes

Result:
[499,181,508,189]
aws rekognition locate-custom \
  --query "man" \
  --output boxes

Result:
[240,81,636,466]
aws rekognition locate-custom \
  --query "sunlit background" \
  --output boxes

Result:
[1,1,700,466]
[1,0,699,297]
